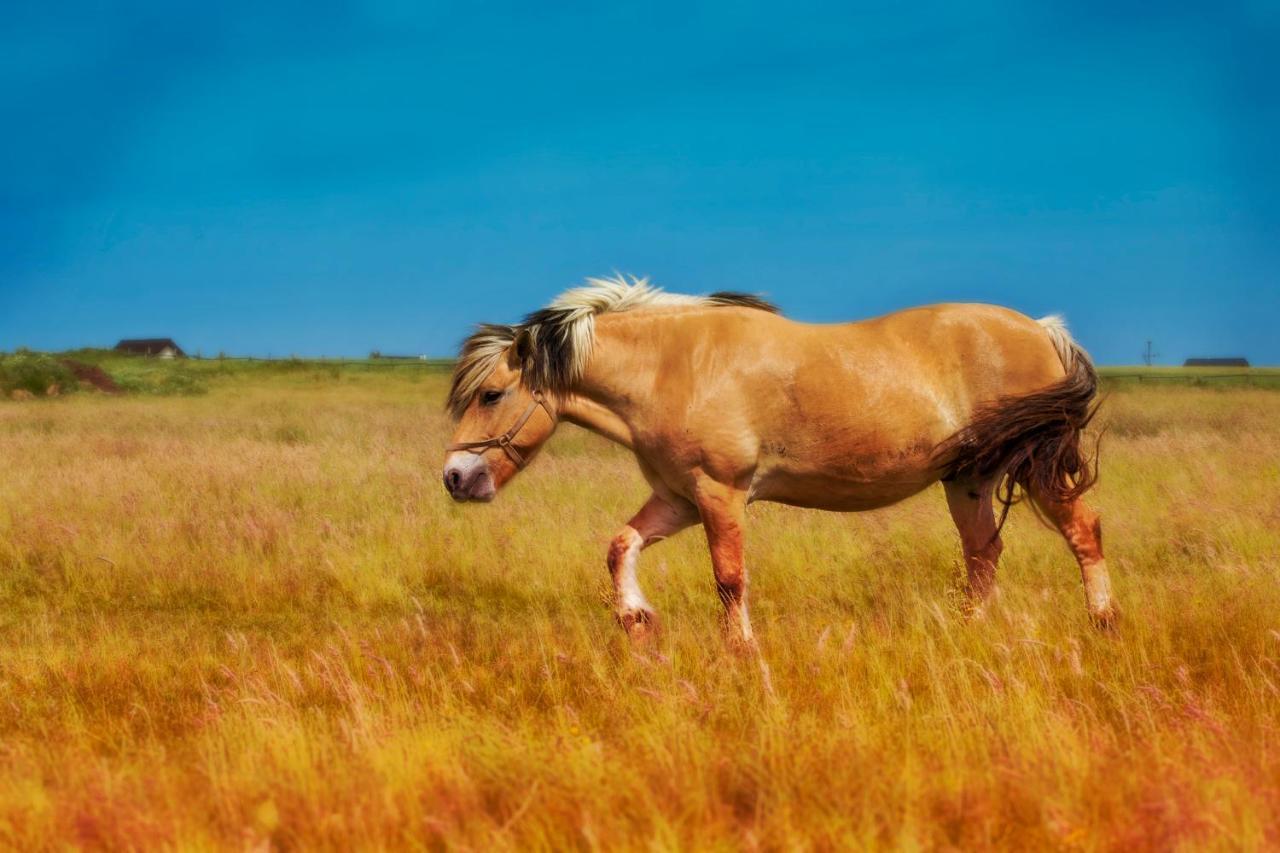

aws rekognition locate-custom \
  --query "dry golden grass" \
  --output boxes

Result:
[1,370,1278,850]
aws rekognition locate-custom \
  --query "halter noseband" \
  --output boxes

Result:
[446,390,554,469]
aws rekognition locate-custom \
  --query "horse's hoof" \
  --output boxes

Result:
[724,630,759,658]
[1089,606,1119,632]
[619,609,658,644]
[961,585,999,622]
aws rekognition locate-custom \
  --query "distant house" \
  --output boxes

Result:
[1183,357,1249,367]
[115,338,186,359]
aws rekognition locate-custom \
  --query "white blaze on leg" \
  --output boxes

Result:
[735,598,754,643]
[609,526,652,618]
[1083,559,1113,616]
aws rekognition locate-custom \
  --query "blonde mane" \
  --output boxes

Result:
[447,275,777,418]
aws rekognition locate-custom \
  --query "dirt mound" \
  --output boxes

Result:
[60,359,121,393]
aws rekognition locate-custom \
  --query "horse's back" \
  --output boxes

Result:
[839,302,1067,397]
[734,301,1067,413]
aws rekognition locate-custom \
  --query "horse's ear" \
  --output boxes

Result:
[507,328,533,371]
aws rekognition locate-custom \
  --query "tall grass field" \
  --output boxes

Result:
[1,362,1278,849]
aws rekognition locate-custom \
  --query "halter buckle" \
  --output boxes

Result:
[446,391,553,469]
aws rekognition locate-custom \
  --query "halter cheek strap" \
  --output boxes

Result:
[447,391,554,469]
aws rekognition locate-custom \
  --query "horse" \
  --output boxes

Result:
[443,275,1113,646]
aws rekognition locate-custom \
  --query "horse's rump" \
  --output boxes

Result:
[935,329,1100,532]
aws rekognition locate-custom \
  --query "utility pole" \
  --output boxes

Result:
[1141,340,1159,367]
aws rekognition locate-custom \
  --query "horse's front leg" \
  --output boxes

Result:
[692,477,755,649]
[608,492,698,641]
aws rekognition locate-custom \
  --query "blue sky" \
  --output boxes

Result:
[2,1,1277,363]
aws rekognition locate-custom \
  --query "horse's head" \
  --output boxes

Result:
[443,326,556,502]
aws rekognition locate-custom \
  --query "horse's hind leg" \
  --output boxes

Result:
[1029,490,1116,628]
[608,492,698,642]
[943,479,1004,616]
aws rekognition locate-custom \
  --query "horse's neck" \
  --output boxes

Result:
[555,317,658,450]
[557,394,634,448]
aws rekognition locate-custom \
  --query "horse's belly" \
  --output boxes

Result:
[748,465,936,511]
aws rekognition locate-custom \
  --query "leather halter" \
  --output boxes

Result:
[446,391,554,469]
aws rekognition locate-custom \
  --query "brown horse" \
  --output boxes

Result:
[443,276,1113,644]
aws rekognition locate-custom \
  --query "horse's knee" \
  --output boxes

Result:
[606,538,625,577]
[606,527,641,577]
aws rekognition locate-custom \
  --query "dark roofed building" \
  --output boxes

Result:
[115,338,186,358]
[1183,357,1249,367]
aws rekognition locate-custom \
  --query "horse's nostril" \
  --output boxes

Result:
[445,470,462,492]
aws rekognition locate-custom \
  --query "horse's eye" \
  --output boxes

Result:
[480,390,504,406]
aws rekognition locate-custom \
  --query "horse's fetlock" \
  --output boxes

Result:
[715,579,743,605]
[721,616,757,655]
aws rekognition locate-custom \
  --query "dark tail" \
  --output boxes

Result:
[935,317,1100,535]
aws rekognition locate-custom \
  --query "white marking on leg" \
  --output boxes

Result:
[1083,559,1113,615]
[737,602,755,643]
[612,526,652,617]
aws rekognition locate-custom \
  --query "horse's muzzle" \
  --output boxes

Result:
[443,456,496,502]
